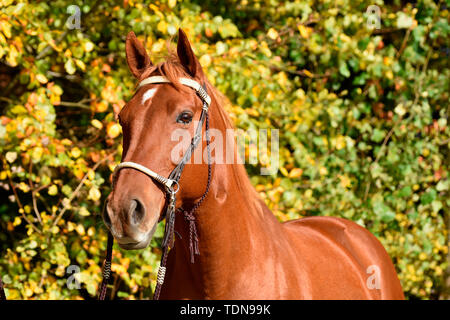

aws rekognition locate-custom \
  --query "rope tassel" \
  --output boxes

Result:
[184,210,200,263]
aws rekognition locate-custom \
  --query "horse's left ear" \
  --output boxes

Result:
[177,28,204,78]
[125,31,152,78]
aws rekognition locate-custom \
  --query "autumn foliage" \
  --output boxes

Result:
[0,0,449,299]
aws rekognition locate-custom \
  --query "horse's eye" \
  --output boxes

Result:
[177,111,193,124]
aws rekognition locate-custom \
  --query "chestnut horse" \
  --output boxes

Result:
[104,29,404,299]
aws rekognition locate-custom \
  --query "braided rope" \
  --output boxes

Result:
[103,261,111,279]
[153,242,171,299]
[156,266,166,285]
[98,231,114,300]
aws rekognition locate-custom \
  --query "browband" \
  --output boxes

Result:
[137,76,211,107]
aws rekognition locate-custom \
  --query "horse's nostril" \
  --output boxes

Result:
[130,199,146,226]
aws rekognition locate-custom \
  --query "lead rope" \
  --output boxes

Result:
[98,231,113,300]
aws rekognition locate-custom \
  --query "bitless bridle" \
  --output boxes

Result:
[98,76,213,300]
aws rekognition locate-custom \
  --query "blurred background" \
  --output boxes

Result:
[0,0,449,299]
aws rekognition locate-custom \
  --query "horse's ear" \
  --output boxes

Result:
[177,28,204,78]
[125,31,152,78]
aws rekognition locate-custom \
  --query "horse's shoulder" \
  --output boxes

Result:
[281,216,404,300]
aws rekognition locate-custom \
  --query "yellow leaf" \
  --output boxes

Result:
[87,169,95,180]
[168,0,177,8]
[19,182,30,193]
[87,227,95,236]
[5,151,17,163]
[32,147,43,159]
[61,138,72,146]
[199,54,212,67]
[280,167,289,177]
[107,122,121,138]
[75,59,86,71]
[6,45,18,67]
[267,28,278,40]
[67,222,76,232]
[79,207,90,217]
[51,226,59,234]
[91,119,103,129]
[157,20,167,34]
[71,147,81,158]
[288,168,303,178]
[50,85,63,96]
[0,20,12,38]
[94,101,108,113]
[13,217,21,226]
[298,25,311,38]
[88,187,101,201]
[335,136,346,150]
[339,175,351,188]
[302,69,313,78]
[48,185,58,196]
[74,168,84,179]
[36,74,48,84]
[277,71,288,88]
[83,41,94,52]
[385,70,394,80]
[76,224,85,235]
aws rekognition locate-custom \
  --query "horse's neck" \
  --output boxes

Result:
[172,105,281,296]
[173,162,278,295]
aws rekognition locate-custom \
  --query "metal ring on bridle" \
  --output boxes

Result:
[170,180,180,194]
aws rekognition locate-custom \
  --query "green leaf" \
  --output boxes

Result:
[421,189,437,205]
[371,129,385,143]
[64,58,76,75]
[373,199,395,222]
[339,62,350,78]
